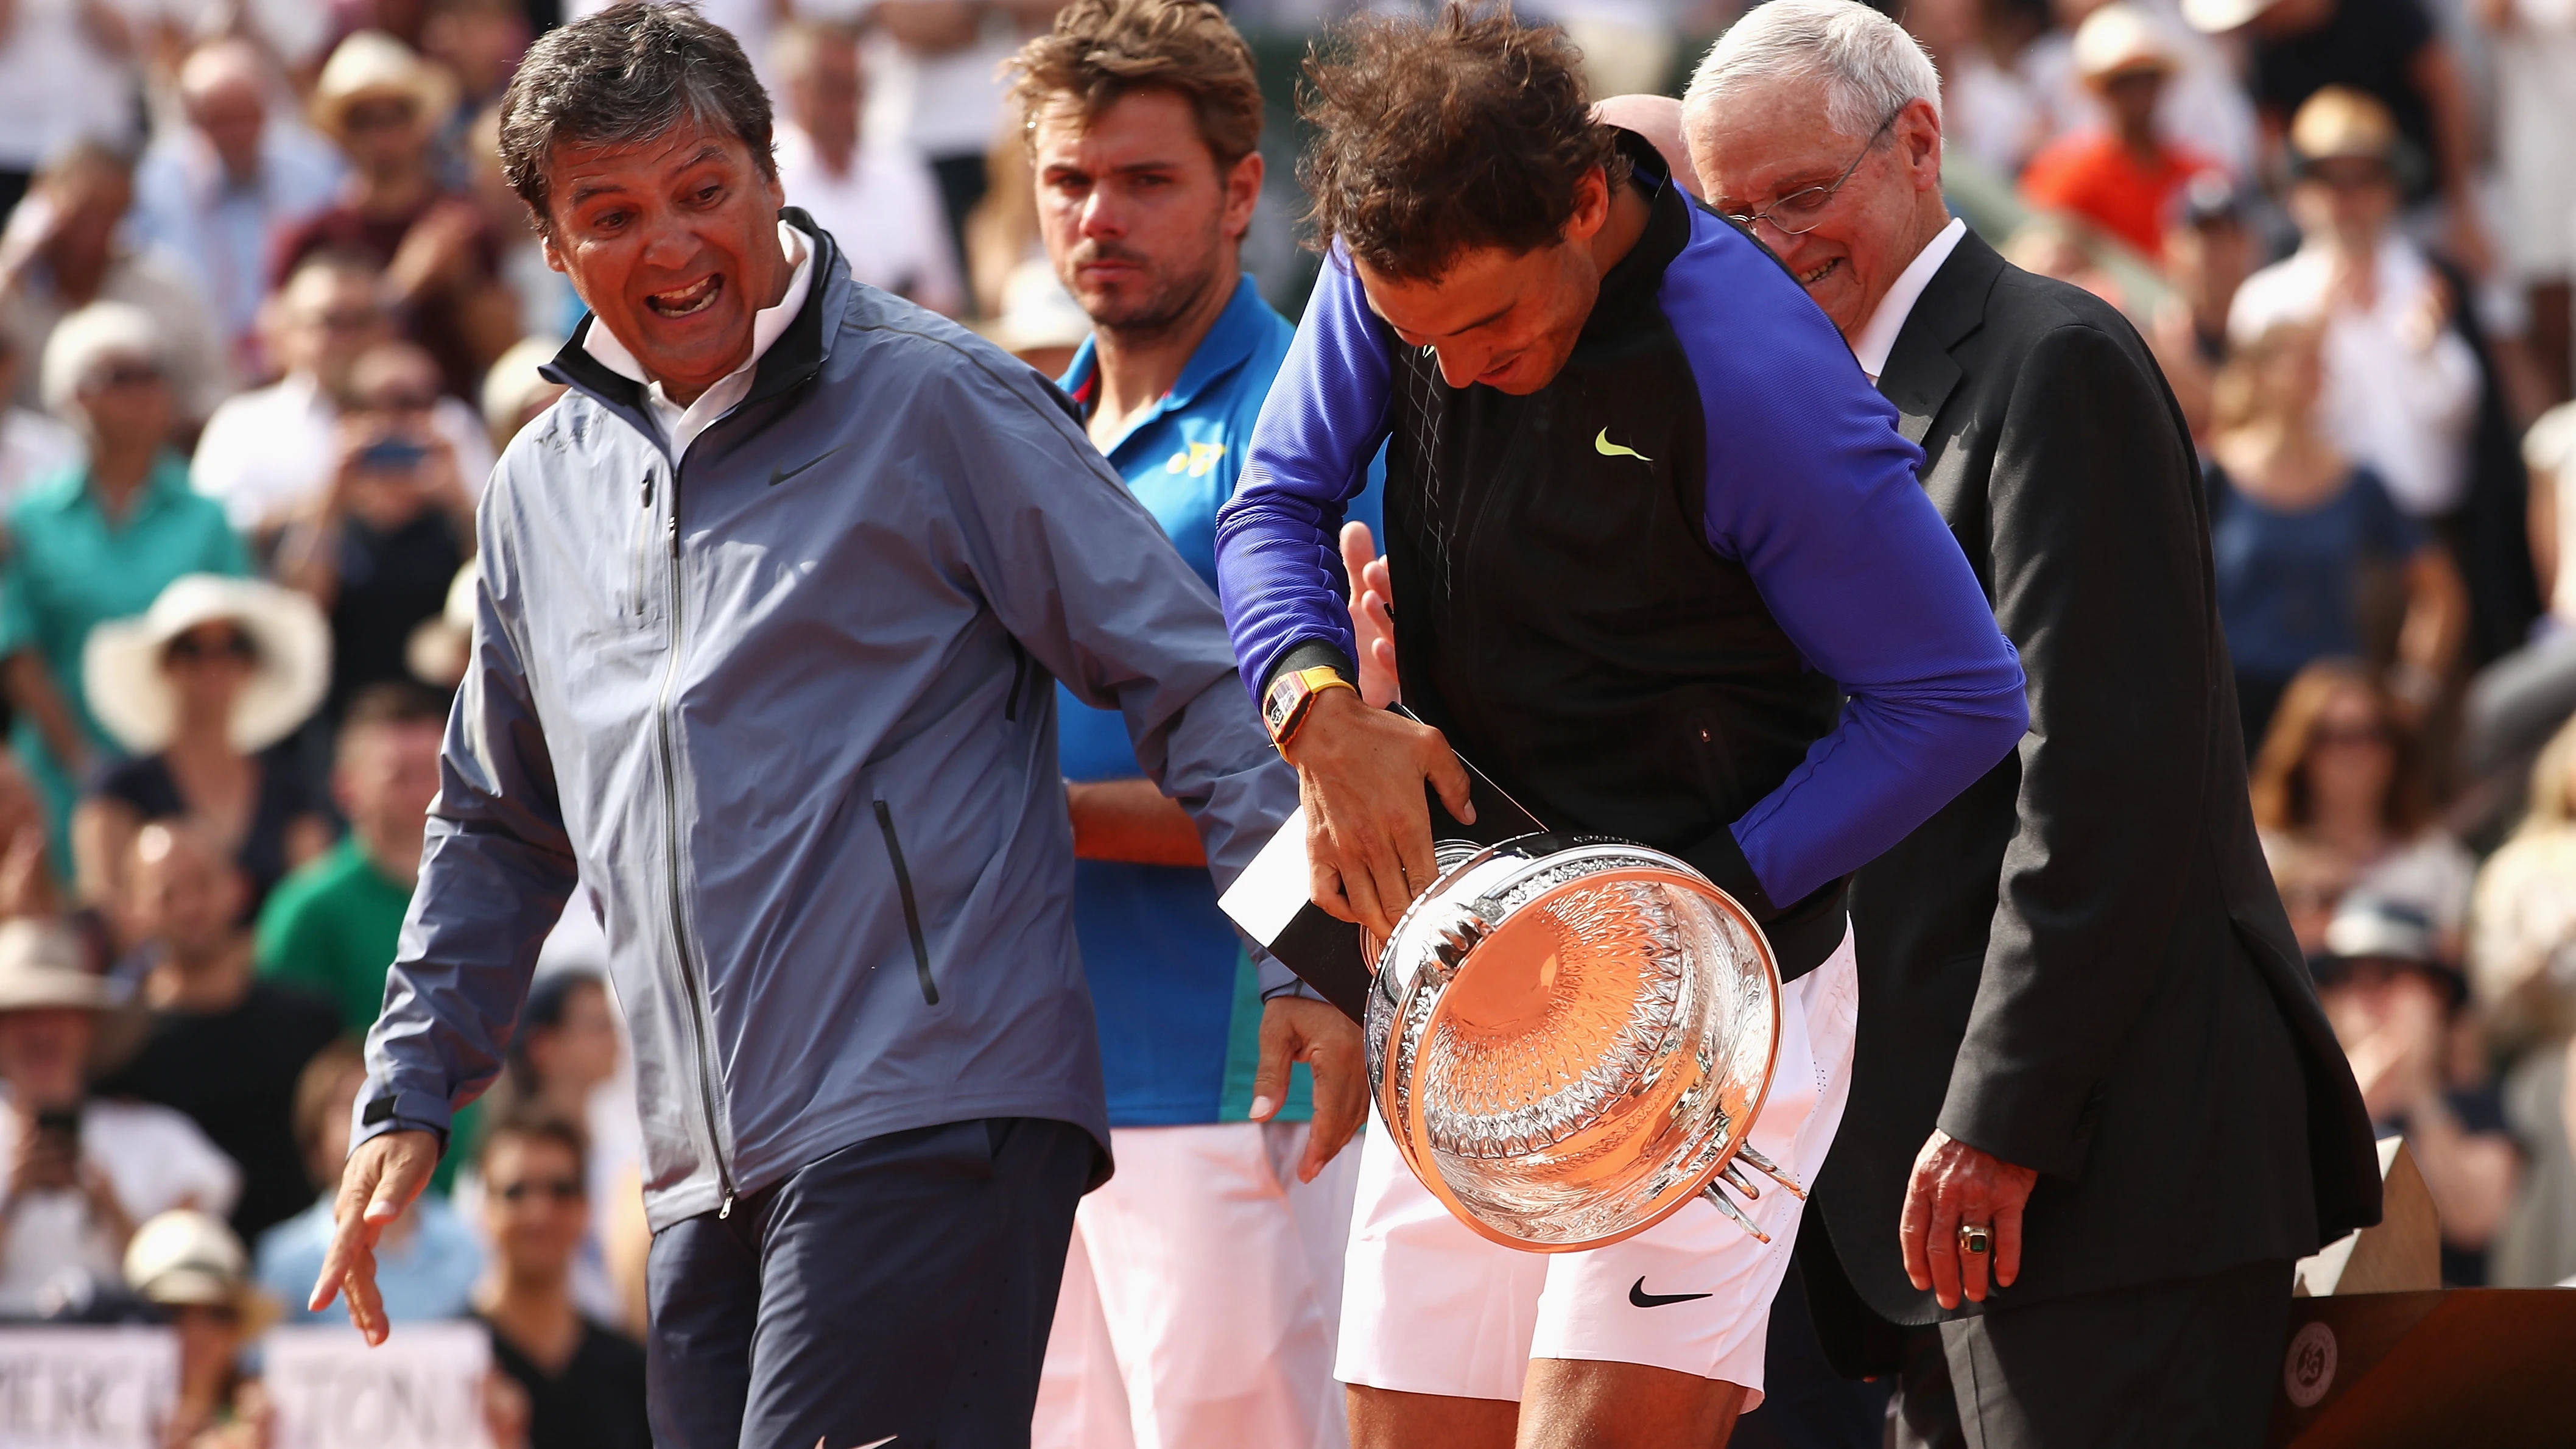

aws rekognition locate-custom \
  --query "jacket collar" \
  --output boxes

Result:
[1874,228,2006,446]
[541,206,848,460]
[1584,128,1687,339]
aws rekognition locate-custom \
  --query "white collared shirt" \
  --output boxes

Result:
[1849,216,1968,384]
[584,220,815,457]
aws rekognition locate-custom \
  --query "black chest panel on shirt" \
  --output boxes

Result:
[1378,178,1843,868]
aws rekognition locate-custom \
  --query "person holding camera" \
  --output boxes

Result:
[0,918,237,1317]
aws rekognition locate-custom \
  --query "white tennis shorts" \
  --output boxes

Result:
[1334,928,1859,1408]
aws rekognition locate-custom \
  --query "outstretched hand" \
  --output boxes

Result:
[1250,995,1369,1182]
[310,1129,440,1345]
[1898,1129,2039,1310]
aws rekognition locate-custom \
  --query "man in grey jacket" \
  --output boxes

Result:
[303,8,1297,1446]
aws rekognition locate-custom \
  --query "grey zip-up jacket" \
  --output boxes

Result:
[355,217,1297,1229]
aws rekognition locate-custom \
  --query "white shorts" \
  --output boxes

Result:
[1334,929,1859,1408]
[1035,1119,1362,1449]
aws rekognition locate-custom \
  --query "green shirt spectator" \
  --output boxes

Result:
[1,455,249,845]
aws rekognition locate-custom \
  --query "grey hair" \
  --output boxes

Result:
[497,1,775,225]
[1683,0,1942,142]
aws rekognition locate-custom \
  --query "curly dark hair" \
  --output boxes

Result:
[497,1,775,225]
[1298,5,1627,282]
[1007,0,1264,167]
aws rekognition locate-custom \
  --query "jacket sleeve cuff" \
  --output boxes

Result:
[1935,1074,2099,1180]
[1261,640,1357,699]
[351,1074,454,1154]
[1683,822,1780,918]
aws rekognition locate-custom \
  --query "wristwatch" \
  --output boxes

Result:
[1262,665,1356,751]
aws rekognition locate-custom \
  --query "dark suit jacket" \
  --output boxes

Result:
[1814,231,2384,1333]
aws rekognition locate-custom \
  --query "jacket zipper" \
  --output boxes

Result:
[874,801,939,1005]
[654,463,737,1218]
[632,473,652,618]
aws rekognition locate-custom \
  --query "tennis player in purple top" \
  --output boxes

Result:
[1209,11,2029,1447]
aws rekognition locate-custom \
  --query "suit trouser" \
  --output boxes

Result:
[646,1116,1096,1449]
[1890,1258,2295,1449]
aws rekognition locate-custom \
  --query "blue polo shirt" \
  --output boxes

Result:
[1057,275,1383,1127]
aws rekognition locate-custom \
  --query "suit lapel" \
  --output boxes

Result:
[1875,230,2007,448]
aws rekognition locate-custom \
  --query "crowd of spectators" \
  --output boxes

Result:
[0,0,2572,1442]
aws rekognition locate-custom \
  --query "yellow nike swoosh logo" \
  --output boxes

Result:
[1595,429,1651,464]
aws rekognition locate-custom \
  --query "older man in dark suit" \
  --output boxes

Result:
[1683,3,2384,1445]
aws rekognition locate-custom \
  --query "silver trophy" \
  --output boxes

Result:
[1366,834,1804,1251]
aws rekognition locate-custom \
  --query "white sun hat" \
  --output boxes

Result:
[83,575,331,755]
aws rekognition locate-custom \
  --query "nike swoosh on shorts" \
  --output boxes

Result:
[1628,1276,1714,1308]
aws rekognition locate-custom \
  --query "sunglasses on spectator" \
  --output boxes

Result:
[1720,106,1903,238]
[168,630,258,664]
[2310,721,2391,749]
[342,99,420,133]
[496,1177,584,1203]
[92,361,165,390]
[2303,158,2393,192]
[361,388,442,413]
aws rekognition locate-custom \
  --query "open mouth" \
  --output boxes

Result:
[1796,258,1841,287]
[646,274,723,318]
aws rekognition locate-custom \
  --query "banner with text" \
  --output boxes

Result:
[262,1322,493,1449]
[0,1327,179,1449]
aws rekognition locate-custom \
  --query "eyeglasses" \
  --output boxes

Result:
[167,630,258,664]
[1720,107,1904,238]
[93,362,166,390]
[341,99,420,133]
[495,1177,584,1203]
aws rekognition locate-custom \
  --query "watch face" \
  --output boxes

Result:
[1264,676,1300,735]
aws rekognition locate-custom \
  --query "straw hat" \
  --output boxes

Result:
[2180,0,2282,34]
[123,1210,281,1334]
[2074,5,2177,80]
[311,30,457,139]
[0,920,111,1013]
[2288,86,2399,167]
[83,575,331,756]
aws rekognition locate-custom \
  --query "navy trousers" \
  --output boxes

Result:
[646,1116,1097,1449]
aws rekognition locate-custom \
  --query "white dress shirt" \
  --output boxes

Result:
[191,372,496,533]
[583,221,815,459]
[1850,217,1968,384]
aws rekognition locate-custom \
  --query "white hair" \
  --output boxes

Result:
[41,301,167,417]
[1683,0,1943,143]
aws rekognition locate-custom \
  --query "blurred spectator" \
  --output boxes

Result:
[773,21,966,317]
[2,303,249,850]
[0,918,238,1318]
[2479,0,2576,403]
[194,250,494,546]
[2018,4,2219,261]
[471,970,639,1325]
[421,0,533,125]
[0,326,79,506]
[2476,715,2576,1286]
[2206,321,2465,744]
[854,0,1063,288]
[472,1115,651,1449]
[2311,896,2519,1283]
[477,336,566,454]
[2150,175,2257,443]
[0,0,145,218]
[274,340,479,718]
[71,576,334,920]
[257,1035,480,1324]
[1903,0,2050,178]
[131,40,347,378]
[463,105,581,344]
[2252,659,2477,954]
[2458,404,2576,813]
[0,141,234,431]
[2229,87,2480,523]
[2021,0,2258,177]
[2186,0,2491,277]
[93,820,339,1243]
[277,30,518,400]
[123,1208,279,1449]
[254,682,447,1035]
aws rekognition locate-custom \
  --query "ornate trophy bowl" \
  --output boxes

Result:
[1365,834,1803,1252]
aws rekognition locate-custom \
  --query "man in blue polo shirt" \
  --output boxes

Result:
[1010,3,1382,1445]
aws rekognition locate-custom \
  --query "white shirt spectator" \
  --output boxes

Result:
[132,127,345,366]
[0,406,79,506]
[192,370,496,535]
[774,124,964,318]
[856,18,1019,163]
[0,1095,240,1315]
[2491,0,2576,284]
[2230,234,2482,518]
[0,0,147,172]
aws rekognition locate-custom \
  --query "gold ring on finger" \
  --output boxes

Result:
[1957,1222,1991,1257]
